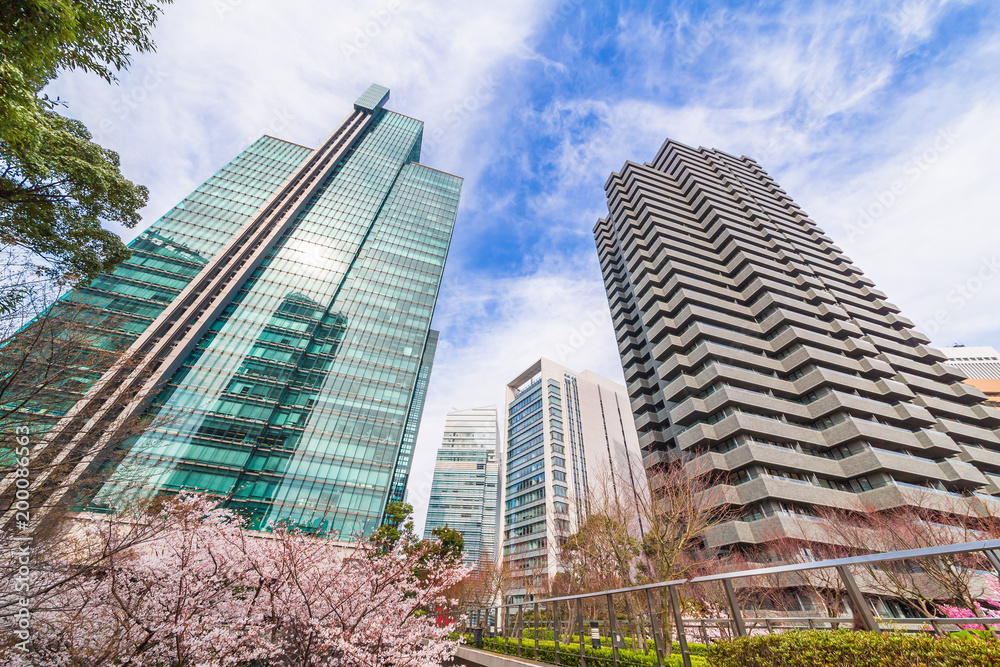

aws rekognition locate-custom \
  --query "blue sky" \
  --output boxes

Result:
[48,0,1000,534]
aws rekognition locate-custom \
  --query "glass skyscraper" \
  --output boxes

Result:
[425,406,500,566]
[6,85,462,539]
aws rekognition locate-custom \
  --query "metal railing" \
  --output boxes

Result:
[461,539,1000,667]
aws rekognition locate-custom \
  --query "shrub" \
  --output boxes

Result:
[515,630,707,655]
[465,634,708,666]
[705,630,1000,667]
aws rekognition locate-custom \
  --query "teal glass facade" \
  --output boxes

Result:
[69,88,462,537]
[3,137,312,428]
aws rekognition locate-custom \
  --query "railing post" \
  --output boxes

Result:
[985,549,1000,579]
[553,600,560,665]
[606,593,620,667]
[517,605,524,657]
[534,602,540,660]
[502,605,508,649]
[577,598,586,667]
[722,578,747,637]
[668,585,692,667]
[836,565,879,632]
[645,587,666,667]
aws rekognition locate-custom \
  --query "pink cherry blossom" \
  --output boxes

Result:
[1,494,468,666]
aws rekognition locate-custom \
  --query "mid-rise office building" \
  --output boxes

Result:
[502,358,645,601]
[3,85,461,538]
[594,138,1000,551]
[425,406,500,566]
[939,346,1000,407]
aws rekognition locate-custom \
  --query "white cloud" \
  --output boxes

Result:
[410,256,624,534]
[47,0,557,236]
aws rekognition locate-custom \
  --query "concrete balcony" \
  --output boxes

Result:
[734,476,856,510]
[678,412,827,452]
[821,418,916,450]
[952,381,990,404]
[938,418,1000,447]
[891,402,937,427]
[971,403,1000,423]
[914,393,992,425]
[857,356,896,378]
[672,386,810,428]
[703,517,758,548]
[740,442,844,477]
[873,378,916,401]
[897,371,969,403]
[937,459,989,488]
[959,443,1000,474]
[913,429,963,456]
[899,327,932,345]
[794,367,880,397]
[862,481,977,514]
[805,391,929,427]
[841,447,944,481]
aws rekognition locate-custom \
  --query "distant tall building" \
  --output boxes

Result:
[425,406,500,566]
[502,358,645,602]
[939,346,1000,407]
[3,85,461,538]
[594,138,1000,552]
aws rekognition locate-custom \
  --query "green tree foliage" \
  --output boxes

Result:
[429,524,465,564]
[373,501,418,549]
[372,503,465,567]
[0,1,172,285]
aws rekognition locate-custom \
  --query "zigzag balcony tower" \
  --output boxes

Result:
[594,138,1000,550]
[2,85,462,538]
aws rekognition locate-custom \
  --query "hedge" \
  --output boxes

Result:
[466,634,708,666]
[705,630,1000,667]
[518,630,707,655]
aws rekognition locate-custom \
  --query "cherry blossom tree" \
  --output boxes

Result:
[0,494,468,666]
[939,576,1000,631]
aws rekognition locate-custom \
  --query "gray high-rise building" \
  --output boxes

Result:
[425,406,500,566]
[594,138,1000,551]
[502,358,645,602]
[1,85,461,538]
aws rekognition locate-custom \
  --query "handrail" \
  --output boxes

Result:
[464,538,1000,667]
[689,538,1000,582]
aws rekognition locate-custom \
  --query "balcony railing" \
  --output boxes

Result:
[461,539,1000,667]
